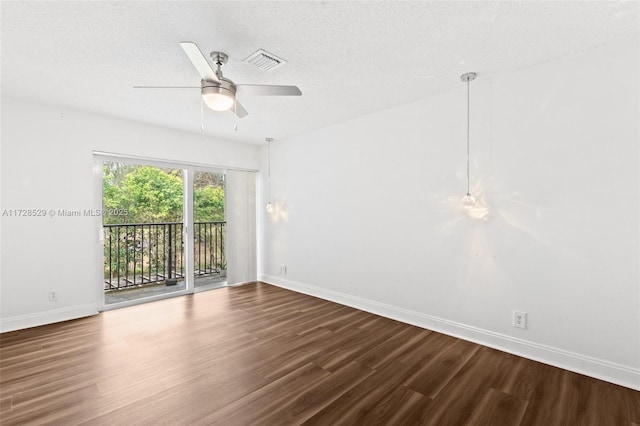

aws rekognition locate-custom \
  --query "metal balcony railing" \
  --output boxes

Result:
[103,221,226,291]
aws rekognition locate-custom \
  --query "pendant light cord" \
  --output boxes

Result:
[466,78,470,195]
[267,139,272,204]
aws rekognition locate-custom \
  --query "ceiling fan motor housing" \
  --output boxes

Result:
[201,78,236,97]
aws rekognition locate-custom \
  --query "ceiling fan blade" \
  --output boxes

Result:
[180,42,219,82]
[133,86,199,89]
[235,84,302,97]
[233,100,248,118]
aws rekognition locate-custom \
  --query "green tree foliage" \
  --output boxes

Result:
[194,186,225,222]
[103,163,224,224]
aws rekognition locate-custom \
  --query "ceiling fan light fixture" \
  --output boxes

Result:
[201,78,236,111]
[203,92,234,111]
[202,85,235,111]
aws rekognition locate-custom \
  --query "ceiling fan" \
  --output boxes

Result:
[134,42,302,118]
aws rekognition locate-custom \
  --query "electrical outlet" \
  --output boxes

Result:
[280,265,287,275]
[49,291,58,302]
[513,311,527,329]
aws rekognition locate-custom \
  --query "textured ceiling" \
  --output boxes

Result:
[1,1,638,145]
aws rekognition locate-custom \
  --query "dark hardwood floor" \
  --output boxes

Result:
[1,282,638,425]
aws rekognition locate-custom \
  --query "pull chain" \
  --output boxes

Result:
[200,97,205,133]
[234,101,238,132]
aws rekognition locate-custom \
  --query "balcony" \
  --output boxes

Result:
[103,221,226,304]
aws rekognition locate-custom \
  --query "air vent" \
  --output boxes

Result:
[243,49,287,72]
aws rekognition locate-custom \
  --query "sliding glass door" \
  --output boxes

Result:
[101,161,187,306]
[193,170,227,292]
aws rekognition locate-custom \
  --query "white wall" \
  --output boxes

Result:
[0,98,258,331]
[259,38,640,389]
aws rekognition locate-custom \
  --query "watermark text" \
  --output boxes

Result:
[2,208,129,218]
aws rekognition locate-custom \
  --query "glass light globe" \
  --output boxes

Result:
[461,193,476,209]
[266,203,273,213]
[202,92,234,111]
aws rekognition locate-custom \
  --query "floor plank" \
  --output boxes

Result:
[465,387,528,426]
[301,360,415,425]
[260,360,376,425]
[359,386,431,425]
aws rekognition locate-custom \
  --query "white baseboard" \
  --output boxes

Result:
[260,274,640,391]
[228,280,258,287]
[0,304,98,333]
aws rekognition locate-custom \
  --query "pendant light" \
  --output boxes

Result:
[265,138,274,213]
[461,72,477,210]
[458,72,489,220]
